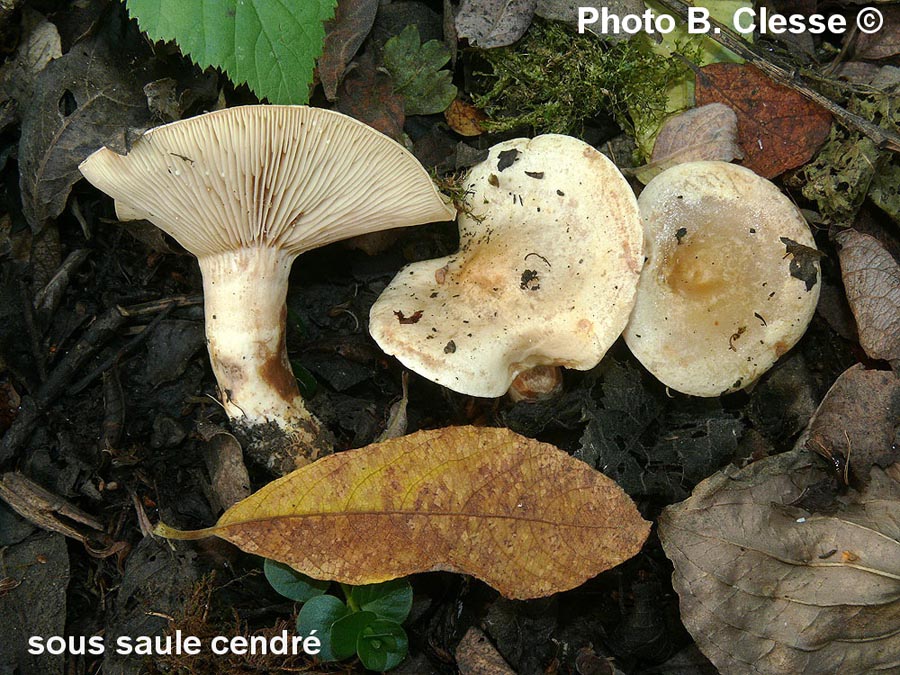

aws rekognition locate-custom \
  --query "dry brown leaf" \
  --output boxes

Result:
[638,103,743,183]
[806,364,900,488]
[156,426,650,600]
[456,0,536,48]
[456,627,515,674]
[445,98,487,137]
[319,0,379,101]
[659,450,900,675]
[854,6,900,61]
[695,64,832,178]
[836,229,900,369]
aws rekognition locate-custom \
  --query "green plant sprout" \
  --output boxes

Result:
[264,559,412,671]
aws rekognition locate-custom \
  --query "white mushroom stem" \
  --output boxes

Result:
[199,247,322,451]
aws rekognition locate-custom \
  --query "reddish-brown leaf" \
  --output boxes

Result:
[695,63,832,178]
[335,51,405,142]
[319,0,379,101]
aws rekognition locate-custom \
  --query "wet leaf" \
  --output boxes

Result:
[659,449,900,675]
[383,25,457,116]
[806,364,900,488]
[319,0,379,101]
[456,0,536,48]
[156,426,650,600]
[19,34,150,231]
[695,63,832,178]
[638,103,743,183]
[836,229,900,368]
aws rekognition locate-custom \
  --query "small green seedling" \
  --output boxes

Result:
[264,559,412,671]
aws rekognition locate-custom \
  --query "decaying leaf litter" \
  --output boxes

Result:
[0,0,897,673]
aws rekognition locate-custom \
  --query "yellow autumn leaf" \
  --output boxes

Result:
[156,426,650,599]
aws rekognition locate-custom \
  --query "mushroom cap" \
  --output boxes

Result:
[369,134,643,397]
[79,105,455,258]
[623,161,821,397]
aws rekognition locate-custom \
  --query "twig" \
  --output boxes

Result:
[69,302,175,394]
[19,281,47,382]
[653,0,900,152]
[0,306,128,462]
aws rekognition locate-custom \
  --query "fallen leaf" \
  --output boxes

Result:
[806,364,900,488]
[781,236,824,292]
[695,63,832,178]
[19,34,150,231]
[835,229,900,368]
[336,51,405,141]
[156,426,650,600]
[199,425,251,512]
[659,449,900,675]
[456,0,536,48]
[638,103,743,183]
[536,0,642,29]
[853,6,900,61]
[319,0,379,101]
[0,9,61,133]
[456,627,516,674]
[445,97,487,136]
[383,25,457,116]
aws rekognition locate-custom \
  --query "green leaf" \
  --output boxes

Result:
[357,620,408,671]
[264,558,329,602]
[382,25,456,116]
[330,610,377,660]
[349,579,413,624]
[125,0,336,104]
[296,594,350,661]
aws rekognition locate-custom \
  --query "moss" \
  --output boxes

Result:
[790,92,900,226]
[471,20,696,143]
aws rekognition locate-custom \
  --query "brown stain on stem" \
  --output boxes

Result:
[258,304,301,402]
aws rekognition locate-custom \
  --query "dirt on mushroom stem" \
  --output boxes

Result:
[199,247,331,473]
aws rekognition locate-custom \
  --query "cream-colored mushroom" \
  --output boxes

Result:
[369,134,643,397]
[80,105,454,470]
[623,161,821,397]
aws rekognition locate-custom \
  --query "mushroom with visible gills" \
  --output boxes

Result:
[79,105,455,471]
[623,160,821,397]
[368,134,643,397]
